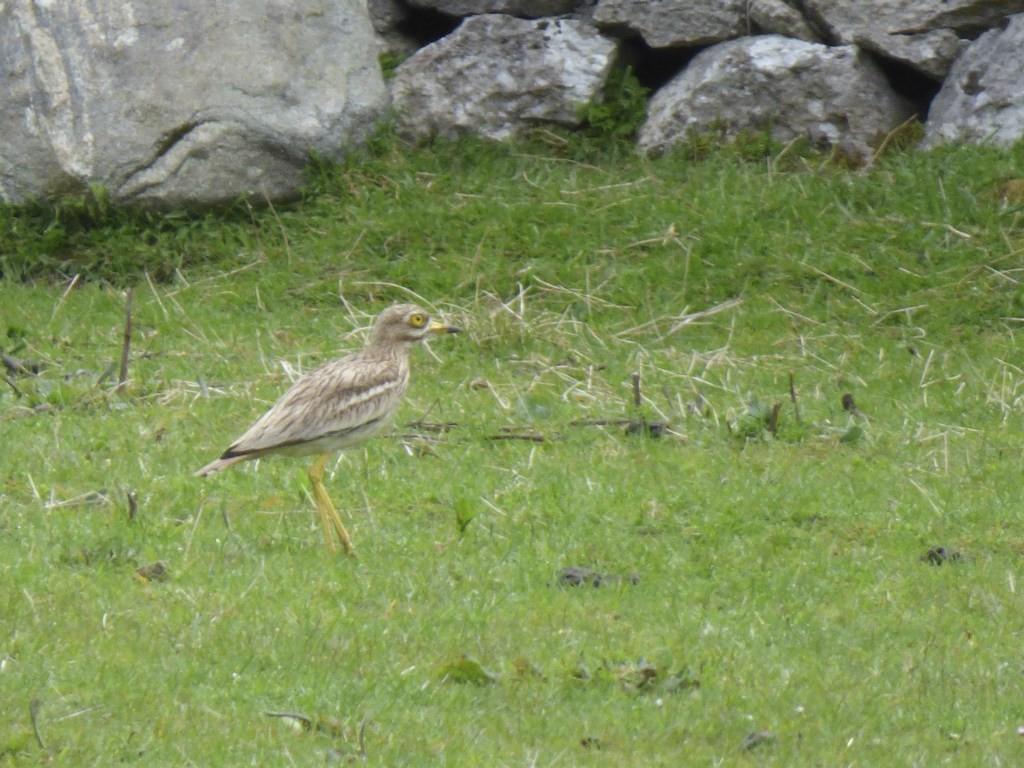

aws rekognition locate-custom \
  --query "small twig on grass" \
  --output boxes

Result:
[3,375,21,397]
[601,222,680,253]
[842,393,868,419]
[358,716,369,761]
[625,419,670,437]
[570,417,671,438]
[126,489,138,521]
[668,298,743,334]
[404,420,458,434]
[908,477,942,514]
[94,361,116,388]
[351,281,434,309]
[919,348,935,390]
[183,495,206,565]
[144,270,169,320]
[338,230,367,276]
[622,371,671,436]
[117,288,134,393]
[398,433,442,450]
[789,373,801,424]
[570,418,636,427]
[765,403,782,436]
[870,113,920,165]
[260,192,294,265]
[766,294,821,325]
[44,490,110,509]
[530,276,629,310]
[614,298,743,338]
[2,353,45,378]
[743,730,776,751]
[50,273,81,322]
[799,261,861,294]
[773,136,805,165]
[165,259,263,301]
[29,697,45,752]
[487,429,545,443]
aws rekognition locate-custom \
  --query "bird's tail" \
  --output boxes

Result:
[194,454,248,477]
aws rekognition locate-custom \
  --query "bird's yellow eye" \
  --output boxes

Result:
[409,312,427,328]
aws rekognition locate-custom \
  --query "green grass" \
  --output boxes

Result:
[3,134,1024,765]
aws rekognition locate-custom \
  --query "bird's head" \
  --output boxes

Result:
[370,303,461,347]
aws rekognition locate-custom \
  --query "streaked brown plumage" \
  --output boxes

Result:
[195,303,460,554]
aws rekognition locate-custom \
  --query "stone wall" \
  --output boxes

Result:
[2,0,1022,208]
[383,0,1024,159]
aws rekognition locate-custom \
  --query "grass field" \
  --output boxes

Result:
[2,133,1024,765]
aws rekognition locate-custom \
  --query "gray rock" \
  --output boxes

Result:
[855,27,967,81]
[368,0,420,57]
[406,0,580,17]
[922,14,1024,148]
[804,0,1024,40]
[0,0,386,207]
[391,14,618,142]
[639,36,915,160]
[594,0,747,49]
[748,0,823,42]
[803,0,1024,78]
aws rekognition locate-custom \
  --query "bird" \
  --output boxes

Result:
[195,303,461,555]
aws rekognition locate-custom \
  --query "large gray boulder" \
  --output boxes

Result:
[854,27,967,81]
[804,0,1024,39]
[922,14,1024,148]
[803,0,1024,79]
[0,0,386,207]
[639,36,915,160]
[391,15,618,142]
[748,0,823,42]
[594,0,747,48]
[405,0,579,17]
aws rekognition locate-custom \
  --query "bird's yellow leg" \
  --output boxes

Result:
[308,454,356,556]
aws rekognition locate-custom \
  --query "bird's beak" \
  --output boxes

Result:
[428,320,462,335]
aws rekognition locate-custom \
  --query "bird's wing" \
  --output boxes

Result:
[221,354,408,458]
